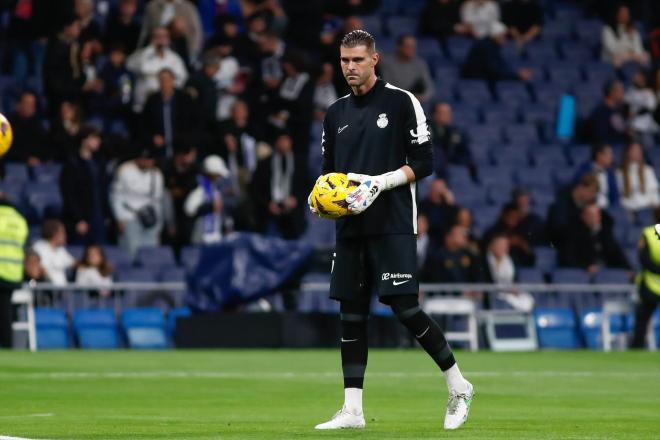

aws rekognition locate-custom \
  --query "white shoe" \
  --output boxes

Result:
[443,381,474,430]
[315,406,366,430]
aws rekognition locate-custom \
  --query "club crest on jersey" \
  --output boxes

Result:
[376,113,388,128]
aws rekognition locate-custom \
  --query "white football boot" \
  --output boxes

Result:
[443,380,474,430]
[314,406,366,430]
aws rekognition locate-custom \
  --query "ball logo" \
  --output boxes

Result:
[376,113,388,128]
[0,122,6,136]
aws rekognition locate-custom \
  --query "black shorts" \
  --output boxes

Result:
[329,234,419,302]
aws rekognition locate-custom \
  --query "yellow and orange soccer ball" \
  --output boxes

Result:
[0,113,13,158]
[310,172,357,219]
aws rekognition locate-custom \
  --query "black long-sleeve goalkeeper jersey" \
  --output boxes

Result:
[321,78,433,238]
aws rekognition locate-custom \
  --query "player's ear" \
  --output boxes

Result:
[371,51,380,67]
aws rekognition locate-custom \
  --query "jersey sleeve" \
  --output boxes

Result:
[321,113,335,175]
[402,93,433,179]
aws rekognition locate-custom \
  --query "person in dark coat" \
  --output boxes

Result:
[5,92,48,165]
[103,0,141,55]
[558,203,630,273]
[59,126,110,244]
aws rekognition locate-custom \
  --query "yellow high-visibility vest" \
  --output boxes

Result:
[0,205,28,283]
[641,226,660,296]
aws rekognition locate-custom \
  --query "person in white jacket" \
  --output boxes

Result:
[601,5,649,67]
[32,220,74,286]
[617,142,660,213]
[461,0,501,39]
[126,27,187,112]
[184,155,231,245]
[111,149,165,258]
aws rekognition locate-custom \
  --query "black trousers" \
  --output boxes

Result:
[631,285,660,348]
[0,286,13,348]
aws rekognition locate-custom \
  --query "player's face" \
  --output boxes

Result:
[340,45,378,88]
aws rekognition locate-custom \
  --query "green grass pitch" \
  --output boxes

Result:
[0,350,659,439]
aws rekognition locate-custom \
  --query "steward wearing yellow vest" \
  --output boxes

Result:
[631,222,660,348]
[0,196,28,348]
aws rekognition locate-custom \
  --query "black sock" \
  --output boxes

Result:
[339,300,370,389]
[386,295,456,371]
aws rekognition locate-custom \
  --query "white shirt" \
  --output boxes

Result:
[601,25,645,63]
[184,185,224,244]
[111,161,165,222]
[32,240,74,286]
[75,267,113,286]
[616,163,660,212]
[625,87,658,134]
[126,45,188,112]
[461,0,500,38]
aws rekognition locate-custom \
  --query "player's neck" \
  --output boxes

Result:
[351,75,378,96]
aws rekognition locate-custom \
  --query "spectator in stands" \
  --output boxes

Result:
[461,21,533,83]
[460,0,501,39]
[60,126,110,245]
[141,68,198,158]
[24,249,47,285]
[324,0,380,17]
[42,16,85,116]
[163,144,199,249]
[511,188,546,245]
[5,92,48,166]
[104,0,141,54]
[430,102,477,181]
[32,219,75,286]
[98,44,133,131]
[241,0,288,35]
[379,34,435,103]
[501,0,543,50]
[454,207,481,255]
[421,224,481,286]
[601,5,650,67]
[417,215,431,269]
[419,178,458,244]
[111,148,165,258]
[419,0,466,56]
[547,173,600,248]
[50,101,83,161]
[482,202,536,267]
[215,100,258,207]
[589,80,630,145]
[210,41,242,123]
[251,131,307,239]
[314,62,338,120]
[625,69,658,145]
[185,53,221,131]
[617,142,660,213]
[574,144,620,208]
[76,0,102,53]
[558,203,630,273]
[184,155,232,245]
[126,27,188,113]
[138,0,204,62]
[74,244,113,298]
[480,233,534,311]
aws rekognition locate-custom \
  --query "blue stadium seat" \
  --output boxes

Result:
[523,40,560,62]
[560,45,595,63]
[73,309,120,349]
[122,307,168,349]
[299,273,331,312]
[468,125,504,144]
[593,269,631,285]
[482,107,520,125]
[455,80,493,103]
[446,37,472,61]
[180,246,201,272]
[531,148,567,168]
[167,307,192,339]
[552,268,590,284]
[534,247,557,273]
[385,16,417,36]
[534,308,579,349]
[553,167,576,188]
[35,308,71,349]
[494,81,532,103]
[567,145,591,166]
[3,162,29,183]
[573,20,603,43]
[302,211,336,249]
[579,308,627,349]
[135,245,177,268]
[158,266,186,283]
[103,245,134,269]
[33,163,62,183]
[486,182,514,206]
[504,125,539,144]
[360,15,382,36]
[516,168,553,188]
[584,62,617,85]
[518,268,545,284]
[479,165,514,186]
[522,104,556,125]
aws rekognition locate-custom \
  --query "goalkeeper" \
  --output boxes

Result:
[310,30,474,431]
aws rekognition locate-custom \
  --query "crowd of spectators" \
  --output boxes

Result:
[0,0,660,309]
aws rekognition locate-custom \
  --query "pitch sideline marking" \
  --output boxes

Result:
[0,371,659,380]
[0,436,49,440]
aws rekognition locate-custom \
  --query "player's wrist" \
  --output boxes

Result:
[381,169,408,191]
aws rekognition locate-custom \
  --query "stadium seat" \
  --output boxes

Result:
[593,269,631,285]
[180,246,201,272]
[135,245,177,269]
[33,163,62,183]
[504,124,540,144]
[533,247,557,273]
[479,165,514,187]
[518,268,545,284]
[35,308,71,349]
[579,308,627,349]
[516,168,553,188]
[2,162,29,183]
[102,246,134,268]
[534,308,579,349]
[455,80,494,103]
[122,308,168,349]
[73,309,121,349]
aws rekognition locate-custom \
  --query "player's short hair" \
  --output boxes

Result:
[341,30,376,53]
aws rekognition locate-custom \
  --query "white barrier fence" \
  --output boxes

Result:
[11,282,656,352]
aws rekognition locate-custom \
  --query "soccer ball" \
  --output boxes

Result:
[0,113,13,158]
[310,173,358,219]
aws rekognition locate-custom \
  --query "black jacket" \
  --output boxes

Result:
[461,38,519,82]
[43,35,84,109]
[558,216,630,270]
[59,154,109,226]
[321,79,433,237]
[141,90,199,144]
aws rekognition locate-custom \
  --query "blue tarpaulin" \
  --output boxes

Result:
[186,233,315,312]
